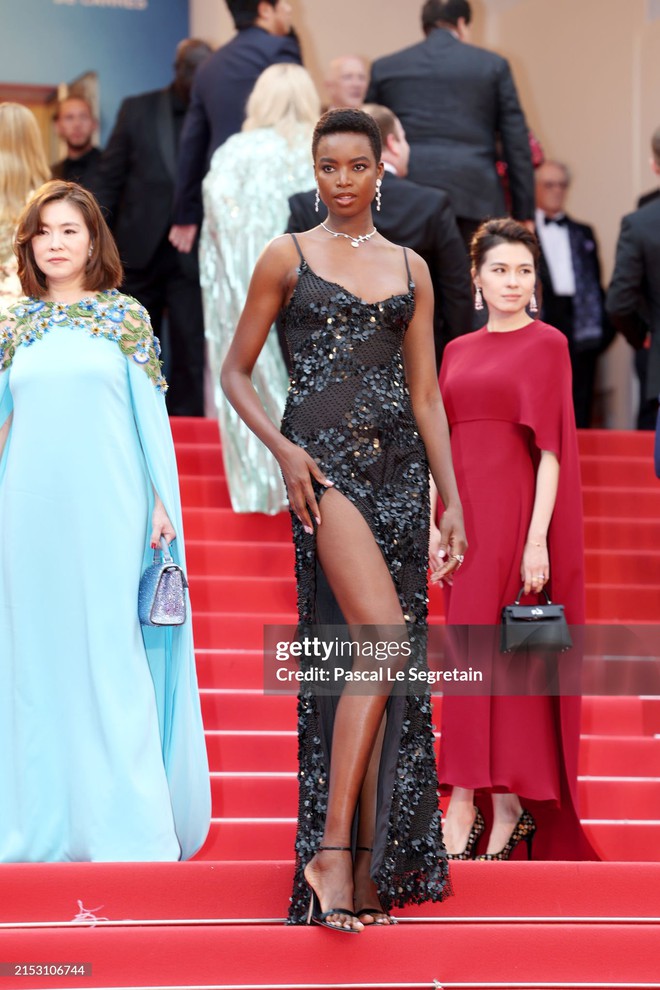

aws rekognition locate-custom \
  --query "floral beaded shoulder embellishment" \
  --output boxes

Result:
[0,289,167,392]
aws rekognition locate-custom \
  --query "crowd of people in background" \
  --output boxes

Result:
[2,0,658,436]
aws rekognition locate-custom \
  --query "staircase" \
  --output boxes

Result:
[1,420,658,990]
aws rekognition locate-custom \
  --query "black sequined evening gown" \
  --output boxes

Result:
[280,235,451,924]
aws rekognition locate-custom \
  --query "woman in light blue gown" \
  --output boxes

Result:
[0,180,210,862]
[200,64,320,513]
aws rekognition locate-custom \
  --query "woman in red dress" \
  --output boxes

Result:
[432,218,598,861]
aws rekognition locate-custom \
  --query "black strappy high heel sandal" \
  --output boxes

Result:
[446,806,486,860]
[305,846,362,933]
[353,846,398,925]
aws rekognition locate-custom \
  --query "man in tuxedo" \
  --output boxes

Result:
[535,160,611,428]
[170,0,300,254]
[606,180,660,432]
[365,0,534,247]
[51,96,101,189]
[286,104,472,367]
[91,39,212,416]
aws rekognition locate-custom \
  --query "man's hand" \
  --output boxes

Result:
[169,224,199,254]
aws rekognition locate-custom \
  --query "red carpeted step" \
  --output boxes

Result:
[200,690,297,730]
[3,921,659,988]
[175,442,226,476]
[585,583,660,622]
[179,474,230,507]
[580,454,659,487]
[190,575,297,613]
[170,415,220,444]
[584,514,660,550]
[207,728,660,778]
[183,506,291,542]
[2,861,659,924]
[585,548,660,584]
[582,484,660,516]
[205,730,298,773]
[192,611,296,650]
[188,540,294,577]
[198,816,660,862]
[197,650,266,690]
[578,428,655,457]
[206,773,660,821]
[199,691,660,737]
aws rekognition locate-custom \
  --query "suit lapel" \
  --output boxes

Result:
[156,89,176,180]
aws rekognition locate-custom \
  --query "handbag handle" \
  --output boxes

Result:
[514,587,553,606]
[153,535,174,564]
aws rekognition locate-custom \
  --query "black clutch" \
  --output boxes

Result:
[501,588,572,653]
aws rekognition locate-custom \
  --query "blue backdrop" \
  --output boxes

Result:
[0,0,190,143]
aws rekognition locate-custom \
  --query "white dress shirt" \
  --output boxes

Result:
[536,207,576,296]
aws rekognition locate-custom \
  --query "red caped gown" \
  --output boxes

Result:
[438,320,598,860]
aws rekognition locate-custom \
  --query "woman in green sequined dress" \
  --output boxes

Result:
[200,64,320,514]
[222,110,466,931]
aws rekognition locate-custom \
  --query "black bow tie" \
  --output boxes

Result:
[544,214,567,226]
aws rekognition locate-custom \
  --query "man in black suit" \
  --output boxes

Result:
[535,160,611,428]
[286,104,472,368]
[365,0,535,247]
[170,0,300,254]
[606,190,660,432]
[91,39,212,416]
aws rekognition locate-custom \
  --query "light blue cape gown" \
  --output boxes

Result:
[0,291,210,862]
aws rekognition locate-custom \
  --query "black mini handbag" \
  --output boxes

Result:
[501,588,572,653]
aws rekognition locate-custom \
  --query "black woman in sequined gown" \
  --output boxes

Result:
[222,109,466,932]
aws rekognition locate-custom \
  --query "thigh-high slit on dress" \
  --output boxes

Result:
[280,235,451,924]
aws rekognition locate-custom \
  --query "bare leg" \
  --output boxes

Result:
[486,793,523,855]
[442,786,478,855]
[303,489,408,932]
[353,716,396,924]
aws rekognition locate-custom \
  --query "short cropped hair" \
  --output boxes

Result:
[422,0,472,34]
[312,108,382,164]
[225,0,275,30]
[15,180,123,298]
[470,217,540,272]
[652,126,660,168]
[361,104,400,148]
[54,94,94,120]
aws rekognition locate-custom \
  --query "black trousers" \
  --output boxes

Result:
[123,238,205,417]
[539,294,599,429]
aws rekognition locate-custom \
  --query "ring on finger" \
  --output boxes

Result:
[450,553,464,567]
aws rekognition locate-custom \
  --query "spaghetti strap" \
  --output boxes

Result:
[289,232,306,266]
[403,246,413,285]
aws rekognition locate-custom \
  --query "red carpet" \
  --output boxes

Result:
[2,419,658,989]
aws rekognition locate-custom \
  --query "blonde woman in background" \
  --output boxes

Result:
[200,64,320,514]
[0,103,51,306]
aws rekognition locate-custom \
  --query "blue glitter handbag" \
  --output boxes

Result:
[138,537,189,626]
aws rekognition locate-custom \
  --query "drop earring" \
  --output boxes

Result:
[474,285,484,311]
[375,178,382,213]
[314,187,320,213]
[529,292,538,314]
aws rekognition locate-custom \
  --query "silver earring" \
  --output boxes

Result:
[314,187,320,213]
[375,178,382,213]
[529,292,538,314]
[474,285,484,311]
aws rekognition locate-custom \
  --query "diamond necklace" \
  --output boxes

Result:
[320,221,377,248]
